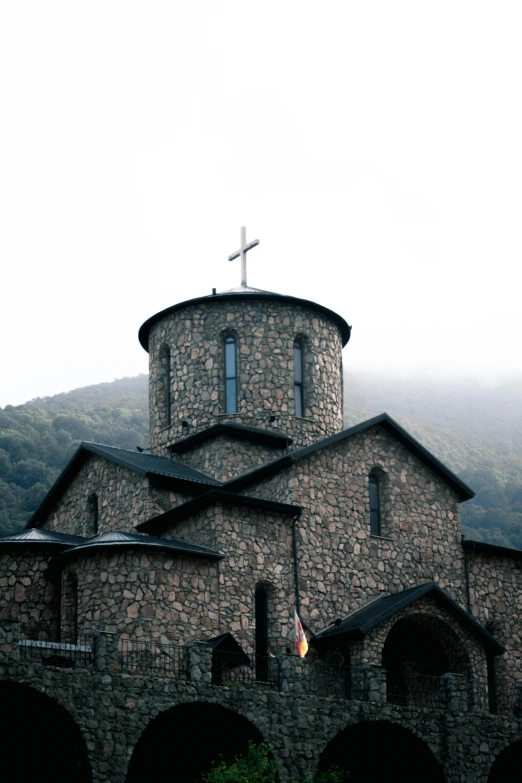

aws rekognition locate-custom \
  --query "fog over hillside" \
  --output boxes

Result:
[1,371,521,549]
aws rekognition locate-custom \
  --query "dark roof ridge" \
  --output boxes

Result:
[0,529,86,549]
[170,422,292,453]
[225,413,475,501]
[314,581,505,656]
[137,489,302,535]
[26,443,221,530]
[462,538,522,560]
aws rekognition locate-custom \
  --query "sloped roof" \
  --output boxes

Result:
[462,538,522,561]
[170,422,292,453]
[50,530,223,567]
[26,442,221,529]
[314,582,504,656]
[138,289,351,351]
[137,489,302,535]
[0,528,86,549]
[225,413,475,502]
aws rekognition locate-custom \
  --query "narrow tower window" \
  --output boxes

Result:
[293,339,304,417]
[88,493,99,537]
[61,573,78,644]
[224,336,237,413]
[369,474,381,536]
[165,347,172,426]
[255,586,269,681]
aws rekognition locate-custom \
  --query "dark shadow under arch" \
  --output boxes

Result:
[319,720,446,783]
[488,740,522,782]
[0,681,91,783]
[126,701,265,783]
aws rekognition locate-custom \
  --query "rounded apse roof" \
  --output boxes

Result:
[138,286,351,352]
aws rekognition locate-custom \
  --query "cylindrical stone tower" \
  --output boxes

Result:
[139,287,351,456]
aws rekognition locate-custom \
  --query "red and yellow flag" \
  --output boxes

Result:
[295,610,308,658]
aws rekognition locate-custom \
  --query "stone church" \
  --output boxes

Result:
[1,233,522,782]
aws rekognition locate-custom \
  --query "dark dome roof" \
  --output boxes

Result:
[138,287,351,351]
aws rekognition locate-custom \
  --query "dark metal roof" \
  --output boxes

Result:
[207,632,251,667]
[0,529,86,549]
[137,489,302,535]
[138,289,351,351]
[26,442,221,529]
[50,530,223,567]
[170,422,292,453]
[225,413,475,502]
[463,538,522,561]
[314,582,505,656]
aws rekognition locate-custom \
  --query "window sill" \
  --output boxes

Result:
[294,416,314,422]
[215,413,241,418]
[370,534,394,542]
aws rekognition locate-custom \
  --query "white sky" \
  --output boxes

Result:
[1,1,521,408]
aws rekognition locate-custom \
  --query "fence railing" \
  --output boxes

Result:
[299,661,367,699]
[386,671,445,710]
[211,651,279,687]
[118,638,186,679]
[19,626,94,668]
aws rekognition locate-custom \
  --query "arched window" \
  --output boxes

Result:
[158,344,172,427]
[293,339,304,417]
[255,586,269,681]
[88,493,99,536]
[369,474,381,536]
[224,336,237,413]
[165,347,172,426]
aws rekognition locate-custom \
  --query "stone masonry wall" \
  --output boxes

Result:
[237,425,467,629]
[40,456,192,537]
[0,550,59,638]
[467,551,522,684]
[161,502,296,655]
[63,550,220,644]
[173,435,287,481]
[148,296,344,454]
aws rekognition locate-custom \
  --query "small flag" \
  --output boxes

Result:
[295,610,308,658]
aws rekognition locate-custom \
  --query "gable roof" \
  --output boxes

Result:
[463,538,522,561]
[170,422,292,453]
[137,490,302,535]
[49,530,223,570]
[26,442,221,529]
[314,582,505,656]
[0,529,86,549]
[225,413,475,502]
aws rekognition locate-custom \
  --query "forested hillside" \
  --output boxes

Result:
[0,371,521,549]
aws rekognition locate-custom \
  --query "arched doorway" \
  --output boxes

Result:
[126,701,266,783]
[319,720,446,783]
[382,615,470,708]
[488,740,522,782]
[0,681,91,783]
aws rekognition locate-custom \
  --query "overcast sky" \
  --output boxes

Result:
[1,1,521,408]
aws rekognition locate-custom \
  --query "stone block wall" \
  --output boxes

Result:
[238,425,467,627]
[147,297,344,454]
[40,456,191,537]
[172,434,287,481]
[467,550,522,684]
[63,550,220,644]
[0,550,59,639]
[162,502,297,654]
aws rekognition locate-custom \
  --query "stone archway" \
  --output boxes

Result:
[0,681,92,783]
[126,701,266,783]
[487,739,522,782]
[318,720,446,783]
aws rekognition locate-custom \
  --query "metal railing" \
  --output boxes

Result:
[212,651,279,687]
[299,660,366,699]
[386,671,445,710]
[19,626,94,668]
[118,638,186,679]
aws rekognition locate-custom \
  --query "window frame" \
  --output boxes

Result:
[369,473,381,536]
[224,335,237,414]
[293,338,305,418]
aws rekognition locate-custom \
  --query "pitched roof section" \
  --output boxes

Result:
[26,442,221,529]
[0,529,86,549]
[138,490,302,535]
[170,422,292,453]
[462,538,522,561]
[314,582,505,656]
[225,413,475,502]
[138,289,351,351]
[50,530,223,567]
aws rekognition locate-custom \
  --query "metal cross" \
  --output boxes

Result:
[228,226,260,287]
